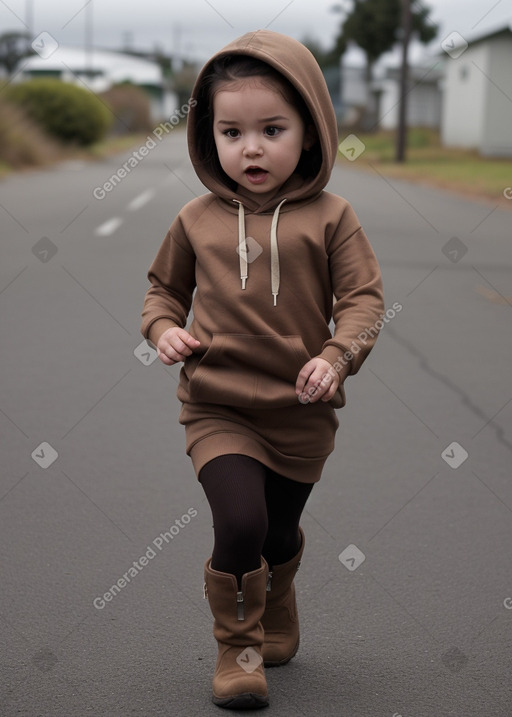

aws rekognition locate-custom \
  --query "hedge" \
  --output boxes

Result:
[6,78,112,146]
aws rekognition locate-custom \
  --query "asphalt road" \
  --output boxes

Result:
[1,129,511,716]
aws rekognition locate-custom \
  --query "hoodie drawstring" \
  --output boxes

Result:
[237,200,248,290]
[234,199,286,306]
[270,200,286,306]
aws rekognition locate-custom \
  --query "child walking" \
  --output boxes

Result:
[141,30,384,710]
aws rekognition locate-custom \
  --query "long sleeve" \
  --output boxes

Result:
[140,214,196,344]
[319,203,384,375]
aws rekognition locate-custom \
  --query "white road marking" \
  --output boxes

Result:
[94,217,123,236]
[127,189,155,211]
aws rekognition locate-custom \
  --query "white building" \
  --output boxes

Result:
[374,64,443,131]
[441,23,512,156]
[339,42,443,131]
[18,46,177,121]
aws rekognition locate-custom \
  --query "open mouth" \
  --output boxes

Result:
[245,167,268,184]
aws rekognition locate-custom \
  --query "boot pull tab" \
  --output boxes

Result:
[203,582,208,600]
[236,591,245,621]
[266,571,273,592]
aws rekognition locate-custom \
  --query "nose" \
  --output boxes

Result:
[243,135,263,157]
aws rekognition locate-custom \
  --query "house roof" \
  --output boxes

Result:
[21,45,162,86]
[465,21,512,47]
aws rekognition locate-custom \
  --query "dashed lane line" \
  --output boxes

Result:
[94,217,123,237]
[127,189,155,212]
[94,187,156,236]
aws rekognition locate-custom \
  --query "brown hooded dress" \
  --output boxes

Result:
[141,30,384,483]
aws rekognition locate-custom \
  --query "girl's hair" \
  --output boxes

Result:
[194,55,321,190]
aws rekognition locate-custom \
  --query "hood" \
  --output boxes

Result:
[187,30,338,214]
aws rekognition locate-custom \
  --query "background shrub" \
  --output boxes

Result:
[0,98,62,168]
[99,83,152,135]
[5,78,112,146]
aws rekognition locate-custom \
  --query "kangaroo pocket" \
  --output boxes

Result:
[187,333,312,408]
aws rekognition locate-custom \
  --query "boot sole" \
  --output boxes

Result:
[212,692,269,710]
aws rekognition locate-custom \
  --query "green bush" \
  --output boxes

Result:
[5,78,112,146]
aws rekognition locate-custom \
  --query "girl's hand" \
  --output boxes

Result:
[296,357,340,404]
[156,327,200,366]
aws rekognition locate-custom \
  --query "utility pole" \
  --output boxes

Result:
[395,0,412,163]
[85,1,93,77]
[173,23,182,72]
[25,0,34,36]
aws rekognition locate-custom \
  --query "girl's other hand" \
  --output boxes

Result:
[156,327,200,365]
[296,357,340,404]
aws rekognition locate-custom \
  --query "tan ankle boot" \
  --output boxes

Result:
[261,528,305,667]
[204,558,269,709]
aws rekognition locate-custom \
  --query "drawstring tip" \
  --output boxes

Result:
[272,293,278,306]
[241,278,247,290]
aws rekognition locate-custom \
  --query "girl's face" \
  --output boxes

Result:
[212,78,313,200]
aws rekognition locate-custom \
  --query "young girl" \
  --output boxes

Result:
[141,30,384,710]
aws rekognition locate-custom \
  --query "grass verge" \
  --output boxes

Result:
[0,132,151,180]
[338,128,512,207]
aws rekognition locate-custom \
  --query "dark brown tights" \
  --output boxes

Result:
[199,454,313,585]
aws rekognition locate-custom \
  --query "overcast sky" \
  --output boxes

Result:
[2,0,511,65]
